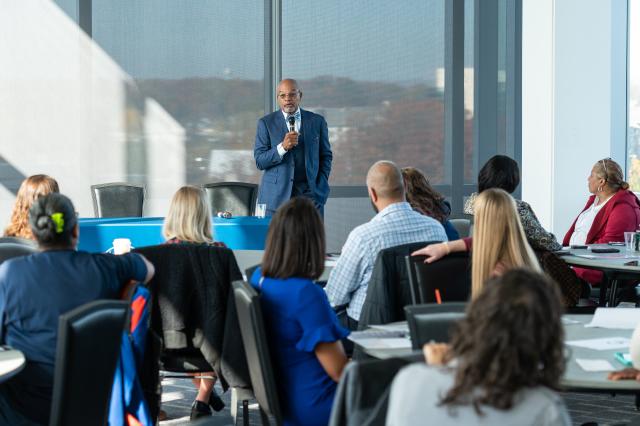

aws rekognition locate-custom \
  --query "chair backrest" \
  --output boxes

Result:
[405,252,471,305]
[245,264,260,282]
[232,280,282,424]
[0,242,38,265]
[449,218,471,238]
[358,241,440,330]
[404,303,466,350]
[91,182,145,218]
[0,236,37,247]
[133,244,246,384]
[202,182,258,217]
[49,300,128,426]
[328,356,414,426]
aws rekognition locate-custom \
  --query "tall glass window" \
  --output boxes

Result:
[628,0,640,189]
[91,1,264,214]
[282,0,446,186]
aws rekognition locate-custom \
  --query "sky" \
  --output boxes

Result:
[54,0,478,84]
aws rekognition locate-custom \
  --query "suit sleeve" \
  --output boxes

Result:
[315,117,333,201]
[254,118,284,170]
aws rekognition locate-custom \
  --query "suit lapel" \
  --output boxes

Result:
[275,110,288,139]
[300,109,309,158]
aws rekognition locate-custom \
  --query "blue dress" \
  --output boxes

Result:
[250,268,350,426]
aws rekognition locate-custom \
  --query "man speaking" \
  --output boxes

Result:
[253,79,332,216]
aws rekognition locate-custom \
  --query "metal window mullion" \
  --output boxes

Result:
[445,0,465,217]
[473,0,499,167]
[265,0,281,114]
[506,0,523,198]
[78,0,92,36]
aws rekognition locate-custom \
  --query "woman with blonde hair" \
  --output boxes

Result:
[470,188,540,295]
[413,188,540,297]
[161,185,225,420]
[4,174,59,240]
[163,185,224,247]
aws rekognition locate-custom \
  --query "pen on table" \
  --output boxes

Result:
[435,288,442,304]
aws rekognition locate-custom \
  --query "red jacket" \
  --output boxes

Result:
[563,190,640,283]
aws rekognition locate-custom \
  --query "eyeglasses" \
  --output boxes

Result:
[278,92,300,100]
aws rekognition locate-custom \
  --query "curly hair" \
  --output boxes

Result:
[401,167,448,223]
[440,268,565,414]
[4,175,59,240]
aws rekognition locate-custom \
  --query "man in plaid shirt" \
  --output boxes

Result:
[324,161,448,330]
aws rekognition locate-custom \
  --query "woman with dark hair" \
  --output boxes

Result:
[402,167,459,240]
[465,155,560,251]
[386,269,570,425]
[250,197,349,426]
[3,174,59,240]
[563,158,640,284]
[0,193,154,425]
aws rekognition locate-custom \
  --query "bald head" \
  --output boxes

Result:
[277,78,300,93]
[366,161,405,201]
[277,79,302,114]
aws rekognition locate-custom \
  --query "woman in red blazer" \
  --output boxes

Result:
[563,158,640,283]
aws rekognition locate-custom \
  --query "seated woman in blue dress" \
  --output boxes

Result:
[250,197,349,426]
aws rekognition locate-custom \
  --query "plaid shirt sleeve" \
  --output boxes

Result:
[324,230,366,308]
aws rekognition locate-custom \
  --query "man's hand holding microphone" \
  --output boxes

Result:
[282,115,298,151]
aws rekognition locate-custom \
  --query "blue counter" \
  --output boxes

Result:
[78,216,271,252]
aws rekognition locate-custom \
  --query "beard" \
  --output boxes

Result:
[370,200,379,214]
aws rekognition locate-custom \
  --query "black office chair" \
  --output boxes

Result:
[0,236,37,247]
[134,244,252,425]
[0,242,38,265]
[404,303,466,350]
[90,182,145,218]
[202,182,259,217]
[245,264,260,282]
[49,300,128,426]
[328,356,416,426]
[449,219,471,238]
[405,252,471,305]
[233,280,283,426]
[358,241,439,331]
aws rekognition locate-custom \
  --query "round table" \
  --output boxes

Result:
[561,246,640,306]
[0,347,25,383]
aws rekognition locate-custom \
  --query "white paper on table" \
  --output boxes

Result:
[585,308,640,329]
[325,259,339,267]
[368,322,410,333]
[574,254,597,259]
[565,337,630,350]
[351,338,412,350]
[562,317,583,325]
[575,358,616,372]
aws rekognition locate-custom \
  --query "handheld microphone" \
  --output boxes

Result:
[287,115,296,133]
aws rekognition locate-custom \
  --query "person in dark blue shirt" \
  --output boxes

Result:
[0,193,154,425]
[250,197,349,426]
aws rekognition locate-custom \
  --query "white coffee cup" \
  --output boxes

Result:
[255,203,267,219]
[112,238,132,255]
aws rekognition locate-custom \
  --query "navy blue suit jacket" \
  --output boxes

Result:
[253,109,332,214]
